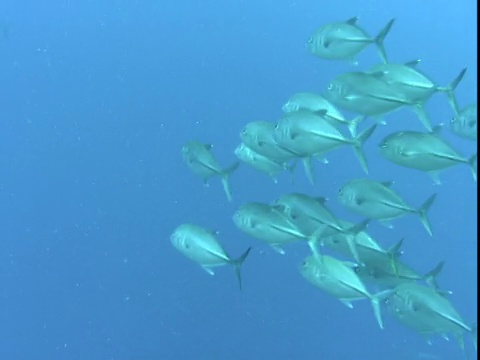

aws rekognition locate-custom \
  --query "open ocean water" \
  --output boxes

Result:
[0,1,477,359]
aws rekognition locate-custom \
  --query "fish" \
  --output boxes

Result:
[355,255,445,290]
[300,253,390,329]
[368,60,467,117]
[338,178,437,236]
[281,92,354,133]
[273,110,376,179]
[323,71,415,134]
[450,103,477,141]
[232,202,310,254]
[323,221,401,267]
[182,141,240,202]
[306,17,395,64]
[273,193,368,262]
[379,127,477,183]
[170,223,251,289]
[234,142,294,183]
[386,283,477,353]
[239,121,297,162]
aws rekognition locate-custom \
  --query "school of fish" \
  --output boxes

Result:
[172,16,477,357]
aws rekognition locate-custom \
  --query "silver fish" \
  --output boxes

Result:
[338,178,437,236]
[300,253,390,329]
[379,127,477,184]
[307,17,395,64]
[170,223,251,289]
[182,141,240,202]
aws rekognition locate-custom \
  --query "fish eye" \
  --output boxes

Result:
[327,83,334,91]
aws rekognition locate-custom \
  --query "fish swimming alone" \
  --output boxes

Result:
[307,17,395,64]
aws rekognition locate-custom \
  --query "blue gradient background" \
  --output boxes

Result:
[0,1,476,359]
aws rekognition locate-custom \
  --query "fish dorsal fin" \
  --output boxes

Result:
[345,16,359,25]
[404,59,421,67]
[381,180,395,187]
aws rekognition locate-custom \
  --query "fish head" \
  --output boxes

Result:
[299,256,317,276]
[232,208,255,231]
[378,133,405,159]
[324,79,350,103]
[170,226,191,252]
[337,182,359,207]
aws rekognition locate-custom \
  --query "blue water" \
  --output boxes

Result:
[0,1,476,359]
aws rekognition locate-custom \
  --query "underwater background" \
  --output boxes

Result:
[0,1,476,359]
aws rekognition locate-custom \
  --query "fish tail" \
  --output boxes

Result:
[438,67,467,115]
[411,104,433,132]
[387,238,404,277]
[423,260,445,289]
[341,219,370,263]
[231,247,252,290]
[417,193,437,236]
[221,161,240,202]
[301,157,315,185]
[369,290,392,330]
[374,18,395,64]
[347,115,366,137]
[468,153,477,181]
[352,124,377,174]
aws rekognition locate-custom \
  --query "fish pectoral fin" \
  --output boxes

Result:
[271,244,286,255]
[378,220,394,229]
[339,299,354,308]
[202,266,215,276]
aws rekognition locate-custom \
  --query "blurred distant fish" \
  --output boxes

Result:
[450,103,477,141]
[170,223,251,289]
[338,178,437,236]
[379,127,477,184]
[307,17,395,64]
[182,141,239,202]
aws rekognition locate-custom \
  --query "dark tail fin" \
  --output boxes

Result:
[417,193,437,236]
[424,260,445,289]
[374,18,395,64]
[438,67,467,115]
[231,247,252,290]
[352,124,377,174]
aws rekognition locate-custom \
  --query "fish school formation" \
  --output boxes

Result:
[172,16,478,355]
